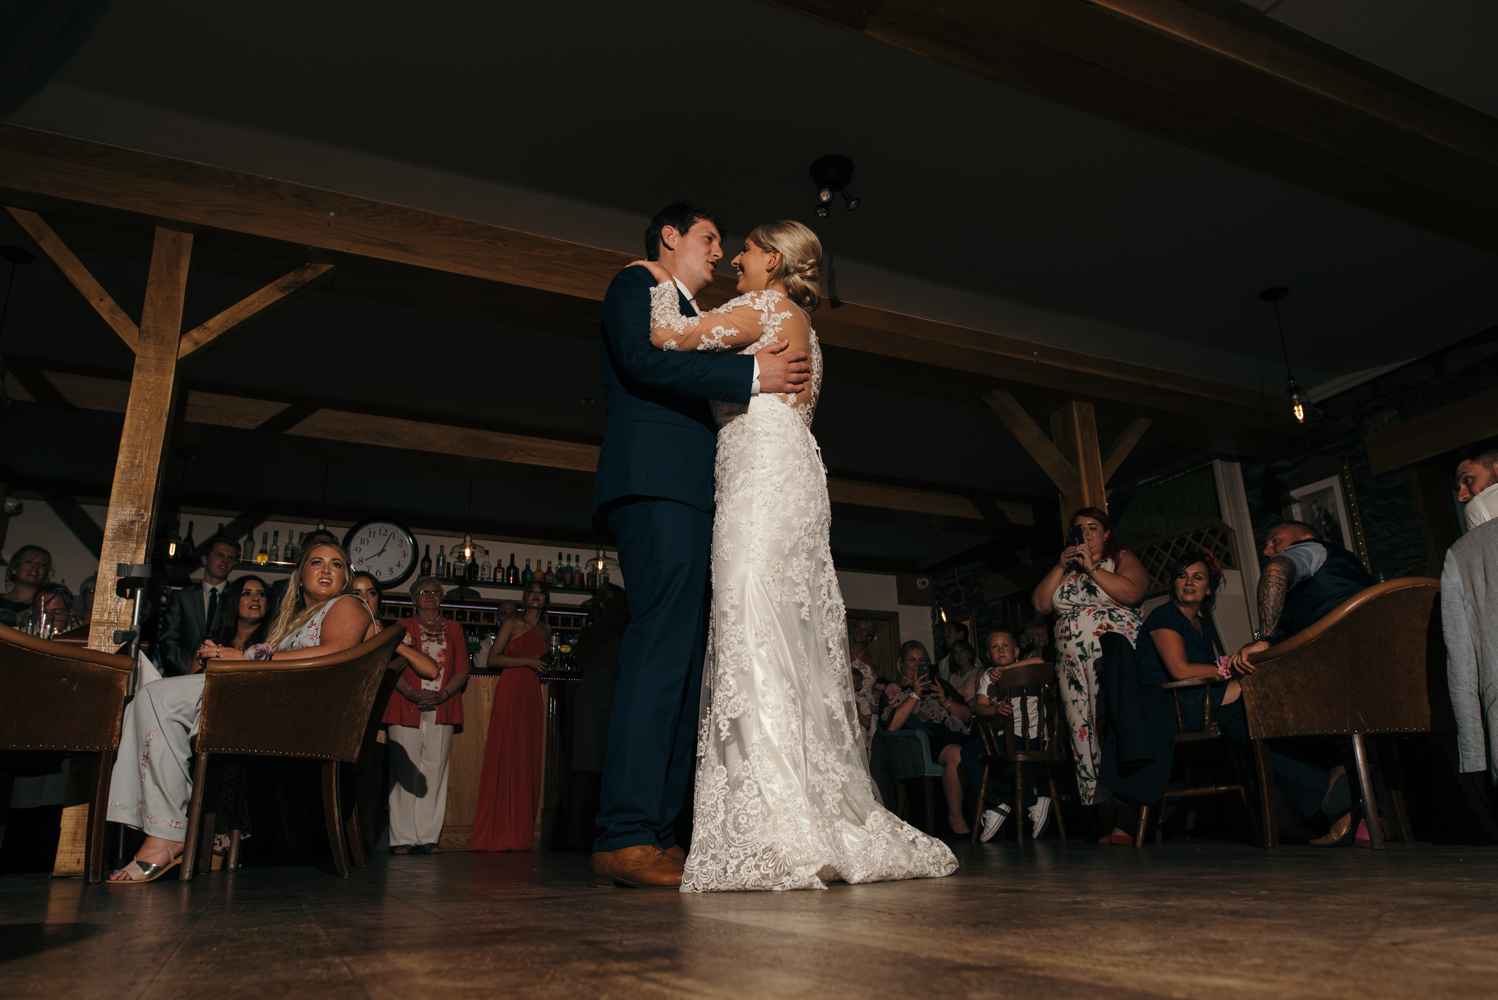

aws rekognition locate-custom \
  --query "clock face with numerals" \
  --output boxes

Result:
[342,519,419,588]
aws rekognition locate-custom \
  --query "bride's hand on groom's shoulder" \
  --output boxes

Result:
[626,259,673,284]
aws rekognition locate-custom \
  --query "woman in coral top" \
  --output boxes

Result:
[470,579,550,851]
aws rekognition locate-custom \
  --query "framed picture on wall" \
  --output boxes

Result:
[1284,463,1372,571]
[846,609,900,682]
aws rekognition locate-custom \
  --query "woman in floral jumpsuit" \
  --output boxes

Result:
[1031,507,1148,810]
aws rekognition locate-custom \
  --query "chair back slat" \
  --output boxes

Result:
[0,624,133,751]
[196,626,406,763]
[991,660,1062,758]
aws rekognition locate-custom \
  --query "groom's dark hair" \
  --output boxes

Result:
[645,202,724,261]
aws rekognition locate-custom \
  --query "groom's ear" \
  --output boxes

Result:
[659,225,680,252]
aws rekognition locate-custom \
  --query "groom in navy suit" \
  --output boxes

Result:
[589,203,810,887]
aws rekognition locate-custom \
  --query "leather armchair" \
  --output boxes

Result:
[180,625,407,880]
[1242,577,1443,849]
[0,623,134,883]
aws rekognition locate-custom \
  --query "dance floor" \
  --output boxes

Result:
[3,839,1495,998]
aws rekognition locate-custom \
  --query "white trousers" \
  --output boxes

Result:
[387,713,453,847]
[106,674,206,842]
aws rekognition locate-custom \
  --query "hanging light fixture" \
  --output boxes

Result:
[809,155,862,219]
[462,476,474,561]
[1259,286,1306,424]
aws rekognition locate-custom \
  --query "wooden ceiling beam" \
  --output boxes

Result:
[0,124,1291,428]
[6,206,139,352]
[759,0,1498,254]
[177,261,336,362]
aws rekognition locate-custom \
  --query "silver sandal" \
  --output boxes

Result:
[108,852,183,883]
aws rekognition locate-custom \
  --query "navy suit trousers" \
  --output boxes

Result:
[593,498,712,853]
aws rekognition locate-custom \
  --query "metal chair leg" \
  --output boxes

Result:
[180,753,210,882]
[1351,733,1385,850]
[1135,803,1150,847]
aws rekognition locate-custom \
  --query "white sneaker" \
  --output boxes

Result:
[979,805,1011,842]
[1029,797,1053,839]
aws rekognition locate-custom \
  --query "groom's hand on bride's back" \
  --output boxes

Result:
[756,340,812,395]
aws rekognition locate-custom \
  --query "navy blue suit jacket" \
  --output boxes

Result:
[592,267,754,517]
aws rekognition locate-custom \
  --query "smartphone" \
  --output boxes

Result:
[1067,524,1085,547]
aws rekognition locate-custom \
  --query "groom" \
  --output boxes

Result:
[589,202,810,887]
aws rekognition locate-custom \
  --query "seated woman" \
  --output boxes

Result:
[193,575,272,669]
[105,542,434,883]
[882,639,973,836]
[1099,551,1240,844]
[962,629,1052,841]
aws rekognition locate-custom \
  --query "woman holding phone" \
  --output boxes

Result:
[1031,507,1147,815]
[882,639,974,836]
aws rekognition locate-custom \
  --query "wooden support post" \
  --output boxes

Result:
[55,228,192,878]
[88,226,193,653]
[1050,401,1109,520]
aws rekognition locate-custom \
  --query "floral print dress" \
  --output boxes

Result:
[1051,559,1141,804]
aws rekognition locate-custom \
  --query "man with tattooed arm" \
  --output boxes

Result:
[1215,521,1376,845]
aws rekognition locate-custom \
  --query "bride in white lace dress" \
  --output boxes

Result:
[630,221,958,892]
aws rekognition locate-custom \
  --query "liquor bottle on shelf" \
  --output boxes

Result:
[466,551,479,582]
[283,531,297,564]
[586,550,600,591]
[245,531,257,564]
[435,545,447,580]
[420,545,432,577]
[256,532,270,565]
[181,521,196,559]
[544,560,554,585]
[555,552,564,586]
[507,553,518,585]
[599,559,610,587]
[567,554,578,587]
[269,530,280,563]
[522,558,532,584]
[481,549,493,581]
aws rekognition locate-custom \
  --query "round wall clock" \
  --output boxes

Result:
[342,519,419,589]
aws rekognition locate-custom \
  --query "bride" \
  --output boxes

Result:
[630,220,957,892]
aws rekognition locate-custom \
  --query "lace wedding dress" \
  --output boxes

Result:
[648,283,958,892]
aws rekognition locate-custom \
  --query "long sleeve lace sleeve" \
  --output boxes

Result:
[648,284,793,353]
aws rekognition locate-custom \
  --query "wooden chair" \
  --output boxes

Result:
[180,626,406,880]
[1243,577,1444,850]
[969,661,1070,844]
[1134,677,1259,846]
[0,623,134,883]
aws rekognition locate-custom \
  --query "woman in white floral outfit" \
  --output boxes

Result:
[1032,507,1147,817]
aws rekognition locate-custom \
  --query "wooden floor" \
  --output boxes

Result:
[3,840,1496,999]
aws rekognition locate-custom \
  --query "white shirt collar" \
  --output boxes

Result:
[673,276,700,315]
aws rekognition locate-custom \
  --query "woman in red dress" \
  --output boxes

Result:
[470,580,550,851]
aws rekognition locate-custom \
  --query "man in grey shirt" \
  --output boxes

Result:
[1444,438,1498,780]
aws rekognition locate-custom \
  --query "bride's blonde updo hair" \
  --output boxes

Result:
[746,220,822,313]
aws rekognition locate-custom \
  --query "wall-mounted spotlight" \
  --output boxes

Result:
[810,155,861,219]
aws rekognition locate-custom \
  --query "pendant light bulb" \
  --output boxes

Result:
[1288,380,1306,424]
[462,532,473,561]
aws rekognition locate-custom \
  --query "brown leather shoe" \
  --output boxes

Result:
[662,844,686,864]
[589,845,682,888]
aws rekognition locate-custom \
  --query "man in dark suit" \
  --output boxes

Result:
[156,536,239,676]
[588,203,810,888]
